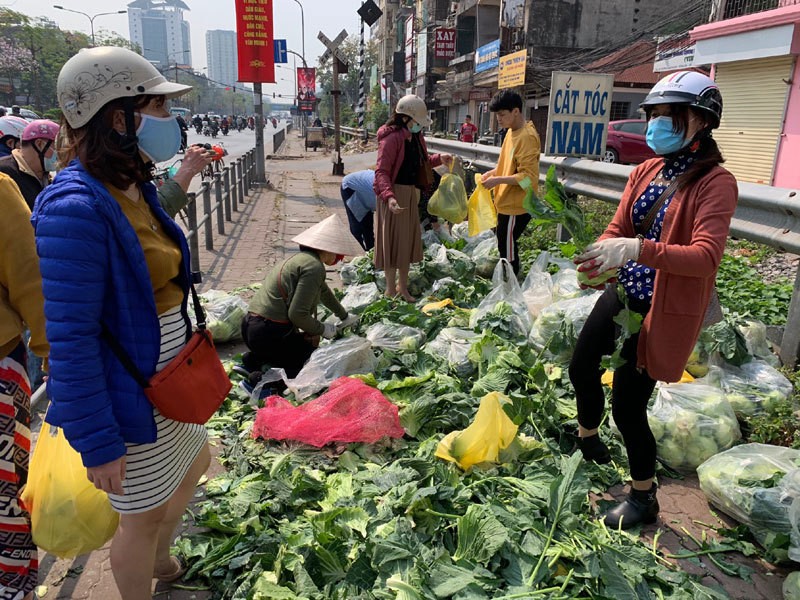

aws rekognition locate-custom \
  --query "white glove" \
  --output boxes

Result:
[321,322,337,339]
[338,313,360,332]
[576,238,641,274]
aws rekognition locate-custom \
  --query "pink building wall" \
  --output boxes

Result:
[773,57,800,188]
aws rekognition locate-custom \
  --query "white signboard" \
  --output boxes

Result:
[654,39,696,72]
[417,31,428,76]
[546,71,614,158]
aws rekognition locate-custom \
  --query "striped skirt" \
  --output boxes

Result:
[108,306,208,514]
[0,343,36,600]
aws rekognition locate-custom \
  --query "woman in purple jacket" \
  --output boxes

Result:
[372,95,451,301]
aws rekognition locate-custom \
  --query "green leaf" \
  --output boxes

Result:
[599,552,638,599]
[453,504,509,565]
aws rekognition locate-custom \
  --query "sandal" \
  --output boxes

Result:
[153,556,187,583]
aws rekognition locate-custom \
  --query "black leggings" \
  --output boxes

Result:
[569,286,658,481]
[241,314,315,379]
[496,212,532,275]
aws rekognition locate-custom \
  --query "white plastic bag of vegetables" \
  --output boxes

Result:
[780,468,800,562]
[648,382,741,471]
[340,282,382,313]
[469,259,533,340]
[423,327,480,377]
[700,359,793,418]
[469,237,501,278]
[521,251,553,318]
[286,336,378,401]
[424,244,475,281]
[365,322,426,353]
[191,290,247,344]
[740,318,780,367]
[528,291,601,363]
[697,443,800,559]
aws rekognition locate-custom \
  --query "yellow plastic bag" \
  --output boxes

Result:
[428,165,468,224]
[435,392,518,469]
[20,423,119,558]
[601,369,694,387]
[467,173,497,236]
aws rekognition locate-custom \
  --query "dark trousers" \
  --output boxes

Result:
[568,285,658,481]
[341,186,375,251]
[241,314,315,379]
[496,212,532,275]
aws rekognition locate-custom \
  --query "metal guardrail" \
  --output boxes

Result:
[323,123,371,141]
[183,149,257,274]
[425,137,800,367]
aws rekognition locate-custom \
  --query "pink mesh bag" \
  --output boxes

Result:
[251,377,405,446]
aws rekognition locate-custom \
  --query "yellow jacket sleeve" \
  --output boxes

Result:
[513,124,540,194]
[0,175,49,359]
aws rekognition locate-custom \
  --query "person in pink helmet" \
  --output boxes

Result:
[0,115,27,158]
[0,119,59,210]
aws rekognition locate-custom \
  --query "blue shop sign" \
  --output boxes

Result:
[475,40,500,74]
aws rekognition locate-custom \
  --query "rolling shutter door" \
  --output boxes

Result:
[713,56,793,185]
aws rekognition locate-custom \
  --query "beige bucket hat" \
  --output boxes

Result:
[292,214,364,256]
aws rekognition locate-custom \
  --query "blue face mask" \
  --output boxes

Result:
[646,116,691,155]
[43,151,58,172]
[135,113,181,162]
[409,122,423,134]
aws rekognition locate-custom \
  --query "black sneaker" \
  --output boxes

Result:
[602,484,659,529]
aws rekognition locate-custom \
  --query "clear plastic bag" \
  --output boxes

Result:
[286,336,378,400]
[528,292,601,363]
[366,322,426,353]
[20,422,119,558]
[780,468,800,562]
[450,222,469,240]
[423,327,480,377]
[470,237,501,278]
[340,255,375,286]
[740,319,780,367]
[700,359,793,418]
[421,229,441,248]
[202,290,248,344]
[463,229,497,256]
[648,382,741,471]
[428,170,468,224]
[423,245,475,281]
[551,267,584,301]
[340,282,382,313]
[470,259,533,340]
[697,443,800,557]
[521,252,554,318]
[467,173,497,236]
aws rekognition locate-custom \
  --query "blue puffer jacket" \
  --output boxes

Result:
[31,160,192,468]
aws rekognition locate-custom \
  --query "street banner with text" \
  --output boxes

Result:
[235,0,275,83]
[546,71,614,158]
[475,40,500,74]
[498,49,527,89]
[297,67,316,113]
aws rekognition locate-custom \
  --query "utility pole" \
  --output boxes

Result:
[253,83,266,182]
[332,58,344,175]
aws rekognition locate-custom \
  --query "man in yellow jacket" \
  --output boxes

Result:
[480,90,540,275]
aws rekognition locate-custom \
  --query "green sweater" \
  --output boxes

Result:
[248,250,347,336]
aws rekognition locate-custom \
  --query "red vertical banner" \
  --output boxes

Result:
[235,0,275,83]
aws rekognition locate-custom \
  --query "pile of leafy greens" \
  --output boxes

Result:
[175,235,783,599]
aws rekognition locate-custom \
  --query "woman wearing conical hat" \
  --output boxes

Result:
[241,214,363,379]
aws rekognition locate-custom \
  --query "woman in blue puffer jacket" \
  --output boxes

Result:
[32,47,211,599]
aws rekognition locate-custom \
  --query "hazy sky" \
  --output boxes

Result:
[13,0,370,97]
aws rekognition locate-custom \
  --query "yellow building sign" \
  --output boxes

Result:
[498,49,527,89]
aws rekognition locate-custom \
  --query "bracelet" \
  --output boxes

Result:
[636,234,644,259]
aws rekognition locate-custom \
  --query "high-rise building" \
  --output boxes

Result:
[206,30,238,88]
[128,0,192,70]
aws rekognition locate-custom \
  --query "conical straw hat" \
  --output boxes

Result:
[292,214,364,256]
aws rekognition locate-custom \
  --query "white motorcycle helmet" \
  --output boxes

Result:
[395,95,432,127]
[640,71,723,129]
[0,115,28,142]
[57,46,191,129]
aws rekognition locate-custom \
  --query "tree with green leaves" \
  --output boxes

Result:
[316,36,378,127]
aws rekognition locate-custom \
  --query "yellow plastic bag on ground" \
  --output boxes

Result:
[467,173,497,236]
[435,392,518,469]
[428,167,468,224]
[20,423,119,558]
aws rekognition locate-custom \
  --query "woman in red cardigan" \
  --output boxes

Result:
[373,95,451,301]
[570,71,738,529]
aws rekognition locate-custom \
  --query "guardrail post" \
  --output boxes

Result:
[202,183,213,250]
[223,167,232,221]
[214,174,225,235]
[230,163,238,212]
[185,191,200,273]
[243,152,250,192]
[780,265,800,367]
[239,158,247,198]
